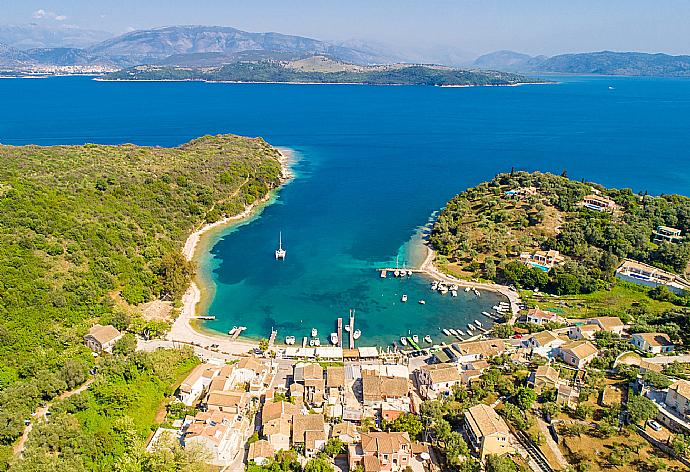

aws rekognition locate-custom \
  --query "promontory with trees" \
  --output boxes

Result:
[0,135,283,469]
[430,171,690,337]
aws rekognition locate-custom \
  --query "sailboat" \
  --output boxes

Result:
[275,232,286,260]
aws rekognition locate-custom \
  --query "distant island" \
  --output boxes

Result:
[474,50,690,77]
[100,55,542,86]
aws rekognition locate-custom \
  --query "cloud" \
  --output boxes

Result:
[32,9,67,21]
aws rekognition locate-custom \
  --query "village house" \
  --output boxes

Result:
[653,225,683,244]
[631,332,675,355]
[666,380,690,419]
[568,323,601,340]
[183,410,250,466]
[84,324,123,353]
[415,363,462,398]
[331,421,361,444]
[463,404,514,460]
[525,330,567,357]
[588,316,626,335]
[248,440,275,466]
[581,194,617,212]
[261,400,301,451]
[362,371,409,409]
[233,357,273,396]
[525,307,563,326]
[451,339,507,363]
[527,365,560,394]
[348,432,412,472]
[294,363,325,407]
[292,414,328,458]
[615,259,690,295]
[178,363,222,406]
[558,340,599,369]
[556,384,581,409]
[460,360,490,385]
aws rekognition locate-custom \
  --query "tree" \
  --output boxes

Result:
[493,323,514,339]
[485,454,519,472]
[389,413,423,440]
[627,395,657,425]
[443,431,469,466]
[323,438,344,457]
[304,456,334,472]
[112,333,137,357]
[642,370,672,389]
[574,404,594,420]
[515,386,537,411]
[258,339,269,352]
[60,360,90,390]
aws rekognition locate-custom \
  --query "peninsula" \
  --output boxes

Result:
[100,55,543,86]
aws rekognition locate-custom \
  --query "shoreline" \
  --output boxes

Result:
[167,147,295,355]
[417,243,521,323]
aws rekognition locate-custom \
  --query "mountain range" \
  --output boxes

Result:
[473,50,690,77]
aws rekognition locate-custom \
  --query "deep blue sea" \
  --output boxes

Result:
[2,76,690,346]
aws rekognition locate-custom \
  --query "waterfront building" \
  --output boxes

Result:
[615,259,690,295]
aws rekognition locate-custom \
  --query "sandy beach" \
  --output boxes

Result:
[166,147,295,355]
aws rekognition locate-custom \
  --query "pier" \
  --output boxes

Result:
[378,268,423,278]
[268,329,277,348]
[337,318,343,348]
[348,311,355,349]
[190,315,216,320]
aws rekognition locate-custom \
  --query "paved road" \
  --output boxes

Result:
[646,354,690,365]
[137,338,241,361]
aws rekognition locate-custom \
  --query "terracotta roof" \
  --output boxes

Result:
[248,439,275,460]
[578,324,602,332]
[290,382,304,396]
[560,340,599,359]
[362,373,408,401]
[236,357,266,373]
[363,455,381,472]
[326,366,345,388]
[361,431,410,454]
[180,364,218,392]
[535,365,559,383]
[592,316,624,331]
[292,414,325,443]
[464,404,509,438]
[639,359,663,373]
[420,363,461,384]
[670,380,690,400]
[305,429,326,450]
[262,400,301,424]
[453,340,506,357]
[295,363,324,382]
[527,307,558,320]
[634,332,673,347]
[331,421,360,442]
[85,324,121,345]
[263,417,291,437]
[530,330,561,347]
[206,391,246,409]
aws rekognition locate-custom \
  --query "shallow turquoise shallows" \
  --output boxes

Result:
[3,76,690,345]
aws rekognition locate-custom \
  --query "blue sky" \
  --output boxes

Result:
[1,0,689,56]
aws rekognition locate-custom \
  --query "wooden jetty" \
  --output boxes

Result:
[348,310,355,349]
[191,315,216,320]
[337,318,343,348]
[268,329,277,347]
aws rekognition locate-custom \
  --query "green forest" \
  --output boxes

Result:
[430,172,690,298]
[104,61,541,86]
[0,135,283,468]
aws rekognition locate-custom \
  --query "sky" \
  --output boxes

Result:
[1,0,690,58]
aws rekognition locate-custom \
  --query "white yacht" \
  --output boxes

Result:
[285,336,296,345]
[418,299,426,305]
[330,333,338,345]
[424,335,432,343]
[311,328,318,337]
[475,320,482,327]
[353,329,361,340]
[451,290,458,297]
[407,270,413,276]
[442,329,451,336]
[467,324,475,331]
[400,337,408,346]
[401,294,408,302]
[275,232,286,260]
[313,338,321,346]
[449,329,458,336]
[465,287,471,292]
[412,335,419,344]
[457,329,466,337]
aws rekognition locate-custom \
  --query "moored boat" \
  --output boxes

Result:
[467,324,475,331]
[353,329,362,340]
[314,338,321,346]
[442,329,451,336]
[412,334,419,344]
[465,287,471,292]
[400,337,408,346]
[330,333,338,345]
[457,329,466,336]
[311,328,318,337]
[451,290,458,297]
[449,329,458,336]
[475,320,482,327]
[228,326,238,335]
[401,294,408,302]
[424,335,432,343]
[285,335,296,345]
[418,299,426,304]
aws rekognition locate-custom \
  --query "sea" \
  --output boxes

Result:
[2,75,690,346]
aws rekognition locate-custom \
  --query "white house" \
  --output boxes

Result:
[178,364,223,406]
[631,332,675,355]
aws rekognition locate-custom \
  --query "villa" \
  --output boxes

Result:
[520,249,565,271]
[630,332,675,355]
[615,259,690,295]
[525,307,563,325]
[415,364,462,398]
[557,340,599,369]
[527,365,560,394]
[178,363,223,406]
[183,410,250,466]
[581,194,617,212]
[653,225,683,244]
[347,432,412,472]
[463,404,514,460]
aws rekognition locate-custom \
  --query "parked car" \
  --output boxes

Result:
[647,420,662,432]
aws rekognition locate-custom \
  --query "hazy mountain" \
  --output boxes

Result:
[0,24,112,49]
[88,25,396,65]
[0,42,33,68]
[474,50,690,76]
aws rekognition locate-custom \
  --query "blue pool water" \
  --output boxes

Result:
[2,75,690,345]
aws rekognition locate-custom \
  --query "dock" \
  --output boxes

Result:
[229,326,246,341]
[190,315,216,320]
[378,268,423,278]
[348,311,355,349]
[337,318,343,348]
[268,329,277,348]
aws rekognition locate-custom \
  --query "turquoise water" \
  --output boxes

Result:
[2,76,690,346]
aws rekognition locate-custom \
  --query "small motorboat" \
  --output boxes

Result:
[450,284,458,291]
[439,286,449,294]
[475,320,482,327]
[465,287,471,292]
[424,335,432,343]
[330,333,338,345]
[442,329,451,336]
[451,290,458,297]
[313,338,321,346]
[449,329,458,336]
[457,329,466,336]
[401,294,408,302]
[394,270,400,277]
[407,270,413,276]
[482,311,492,317]
[418,300,426,305]
[285,336,296,345]
[353,329,362,340]
[399,270,406,277]
[344,325,351,332]
[400,337,408,346]
[431,282,438,290]
[473,289,480,297]
[309,339,315,346]
[412,335,419,344]
[311,328,318,337]
[380,270,387,278]
[467,324,475,331]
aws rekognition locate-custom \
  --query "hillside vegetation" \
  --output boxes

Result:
[103,59,541,86]
[0,135,282,455]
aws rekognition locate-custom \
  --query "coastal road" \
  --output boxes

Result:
[646,354,690,365]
